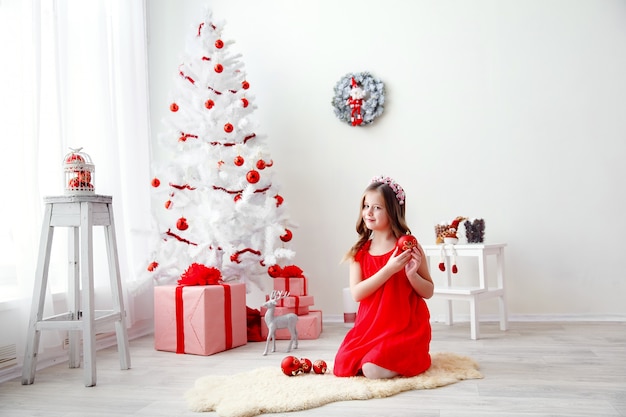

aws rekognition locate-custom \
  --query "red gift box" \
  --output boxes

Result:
[154,283,247,355]
[260,309,322,340]
[273,276,307,296]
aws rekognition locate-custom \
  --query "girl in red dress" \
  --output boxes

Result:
[333,176,434,379]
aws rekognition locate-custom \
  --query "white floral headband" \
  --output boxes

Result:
[371,175,405,205]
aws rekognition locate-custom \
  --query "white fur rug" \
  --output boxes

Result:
[185,352,482,417]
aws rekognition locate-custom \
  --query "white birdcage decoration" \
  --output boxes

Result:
[63,147,95,195]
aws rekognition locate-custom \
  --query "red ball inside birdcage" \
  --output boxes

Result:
[63,147,95,195]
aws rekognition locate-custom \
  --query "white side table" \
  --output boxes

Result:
[422,243,508,340]
[22,195,131,386]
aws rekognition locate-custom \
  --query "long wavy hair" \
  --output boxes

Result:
[344,181,411,261]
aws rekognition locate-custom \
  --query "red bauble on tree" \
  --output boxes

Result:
[274,194,284,207]
[234,155,244,166]
[224,123,234,133]
[242,80,250,89]
[256,160,266,170]
[205,99,214,109]
[165,200,173,209]
[241,98,249,108]
[147,261,158,272]
[176,217,189,231]
[169,102,179,112]
[214,39,224,49]
[214,63,223,73]
[151,177,161,188]
[246,170,260,184]
[280,229,293,242]
[267,264,281,278]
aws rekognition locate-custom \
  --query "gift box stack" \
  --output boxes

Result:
[154,263,248,356]
[260,265,322,340]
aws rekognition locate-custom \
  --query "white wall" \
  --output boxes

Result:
[147,0,626,321]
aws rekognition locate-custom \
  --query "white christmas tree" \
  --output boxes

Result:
[147,9,296,291]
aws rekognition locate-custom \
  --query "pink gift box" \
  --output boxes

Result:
[261,304,310,317]
[265,294,314,311]
[154,283,247,355]
[261,310,322,340]
[272,276,307,296]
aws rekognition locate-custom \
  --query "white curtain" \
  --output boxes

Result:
[0,0,153,368]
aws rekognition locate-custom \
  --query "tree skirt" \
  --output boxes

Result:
[185,352,482,417]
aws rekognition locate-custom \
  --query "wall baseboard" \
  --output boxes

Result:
[323,313,626,324]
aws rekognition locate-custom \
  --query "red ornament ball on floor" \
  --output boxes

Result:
[281,356,302,376]
[313,359,327,374]
[299,358,312,374]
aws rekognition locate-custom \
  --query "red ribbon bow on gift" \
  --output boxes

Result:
[178,263,222,286]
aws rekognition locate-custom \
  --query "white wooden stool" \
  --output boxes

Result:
[22,195,131,387]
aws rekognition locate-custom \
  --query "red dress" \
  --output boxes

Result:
[333,240,432,377]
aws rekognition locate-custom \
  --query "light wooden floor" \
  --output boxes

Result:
[0,321,624,417]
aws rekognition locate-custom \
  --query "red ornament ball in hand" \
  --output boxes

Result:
[176,217,189,231]
[234,155,244,166]
[397,234,418,252]
[281,356,302,376]
[205,99,214,109]
[242,80,250,89]
[280,229,293,242]
[241,98,249,108]
[224,123,234,133]
[312,359,327,374]
[215,39,224,49]
[214,64,223,73]
[151,177,160,188]
[246,170,260,184]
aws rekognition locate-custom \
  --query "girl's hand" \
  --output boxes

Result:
[385,247,412,275]
[405,248,422,277]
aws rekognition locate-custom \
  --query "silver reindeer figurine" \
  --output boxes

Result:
[262,290,298,356]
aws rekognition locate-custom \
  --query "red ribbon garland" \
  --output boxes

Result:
[174,283,233,354]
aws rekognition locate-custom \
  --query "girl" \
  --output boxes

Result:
[333,176,434,379]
